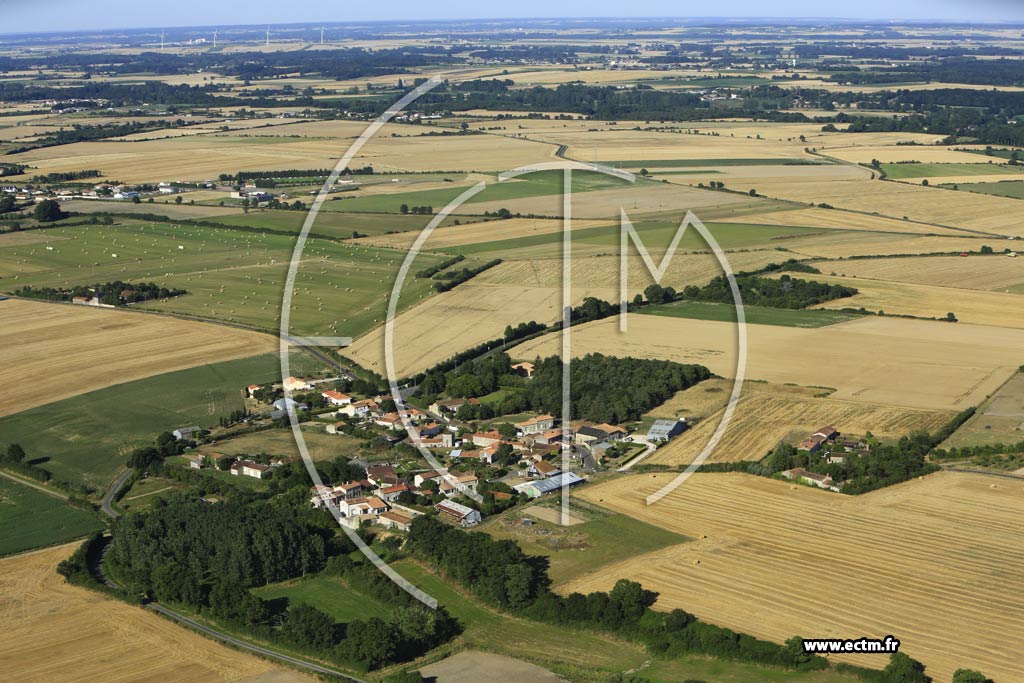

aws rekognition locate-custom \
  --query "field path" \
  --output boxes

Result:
[0,469,68,500]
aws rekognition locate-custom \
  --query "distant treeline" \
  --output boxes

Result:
[31,169,102,183]
[415,254,465,278]
[13,280,187,305]
[433,258,502,292]
[226,166,375,182]
[6,119,187,154]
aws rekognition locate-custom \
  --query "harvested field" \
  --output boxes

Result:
[805,275,1024,329]
[418,650,561,683]
[749,177,1024,236]
[196,427,362,462]
[647,382,952,465]
[566,472,1024,683]
[779,232,993,259]
[941,371,1024,449]
[0,544,313,683]
[4,124,556,182]
[726,206,967,236]
[536,128,808,162]
[511,314,1024,411]
[821,255,1024,292]
[825,146,998,165]
[0,299,276,416]
[343,250,781,377]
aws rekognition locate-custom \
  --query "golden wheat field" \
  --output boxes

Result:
[749,177,1024,235]
[353,217,613,250]
[648,384,953,465]
[0,544,313,683]
[511,314,1024,411]
[566,472,1024,683]
[822,255,1024,292]
[727,206,968,236]
[823,145,997,165]
[779,232,992,259]
[805,275,1024,329]
[5,125,556,182]
[342,251,783,377]
[0,299,276,416]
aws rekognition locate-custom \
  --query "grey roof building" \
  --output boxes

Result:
[647,419,687,443]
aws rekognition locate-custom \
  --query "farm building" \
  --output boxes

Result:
[516,414,556,435]
[514,472,585,498]
[322,390,352,406]
[231,460,270,479]
[272,397,308,412]
[529,460,561,479]
[379,510,414,532]
[646,419,687,443]
[435,500,482,527]
[780,468,836,491]
[574,425,610,445]
[172,425,202,441]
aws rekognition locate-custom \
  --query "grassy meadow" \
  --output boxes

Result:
[0,353,305,491]
[0,477,104,556]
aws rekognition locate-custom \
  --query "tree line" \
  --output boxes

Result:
[13,280,187,306]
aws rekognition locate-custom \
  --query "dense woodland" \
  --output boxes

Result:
[429,351,710,423]
[686,273,858,309]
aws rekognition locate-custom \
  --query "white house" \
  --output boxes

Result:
[322,390,352,406]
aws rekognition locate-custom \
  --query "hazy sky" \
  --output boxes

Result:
[1,0,1021,34]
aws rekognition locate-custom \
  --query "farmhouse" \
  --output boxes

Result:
[321,390,352,406]
[379,510,414,532]
[514,472,586,498]
[515,414,556,435]
[798,435,825,453]
[338,399,376,418]
[813,425,840,441]
[374,413,405,431]
[647,419,687,443]
[536,428,569,445]
[780,467,835,490]
[452,473,479,494]
[172,425,202,441]
[377,483,411,502]
[529,460,561,479]
[435,500,482,527]
[366,464,400,487]
[574,425,609,445]
[231,460,270,479]
[414,470,445,487]
[594,423,627,441]
[282,376,310,392]
[272,397,308,412]
[471,430,503,448]
[245,384,262,398]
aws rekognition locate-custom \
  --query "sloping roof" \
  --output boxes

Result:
[515,472,585,495]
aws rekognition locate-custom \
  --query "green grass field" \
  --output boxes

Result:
[254,574,394,623]
[941,180,1024,199]
[0,353,307,492]
[881,162,1023,179]
[482,504,690,586]
[321,170,631,214]
[615,158,822,168]
[214,209,444,238]
[640,300,860,328]
[390,560,649,674]
[117,476,189,513]
[448,220,823,260]
[0,476,104,556]
[0,219,445,337]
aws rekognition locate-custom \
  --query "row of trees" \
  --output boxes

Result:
[13,280,188,306]
[432,258,502,292]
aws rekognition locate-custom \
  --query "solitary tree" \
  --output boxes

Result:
[33,199,65,222]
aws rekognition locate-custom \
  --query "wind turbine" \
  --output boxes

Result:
[266,26,270,47]
[160,31,165,50]
[320,26,325,45]
[213,29,218,48]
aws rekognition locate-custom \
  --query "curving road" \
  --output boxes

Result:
[100,469,132,519]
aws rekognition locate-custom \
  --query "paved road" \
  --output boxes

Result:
[100,469,133,519]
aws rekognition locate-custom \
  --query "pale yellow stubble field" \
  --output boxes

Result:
[0,299,276,416]
[341,250,782,378]
[0,544,314,683]
[566,472,1024,683]
[511,314,1024,411]
[648,382,952,465]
